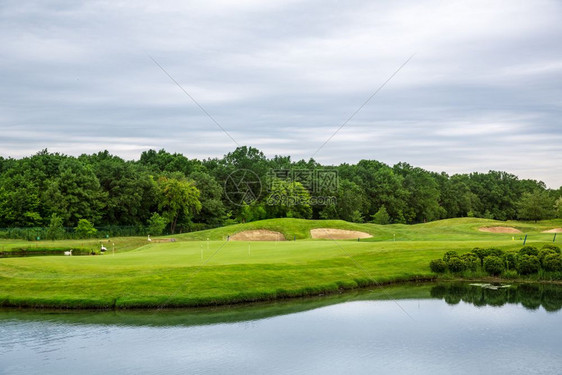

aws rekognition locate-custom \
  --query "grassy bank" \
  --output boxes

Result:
[0,218,560,309]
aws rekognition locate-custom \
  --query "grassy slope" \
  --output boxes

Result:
[1,217,560,309]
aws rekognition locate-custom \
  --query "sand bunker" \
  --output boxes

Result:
[230,230,285,241]
[542,228,562,233]
[310,228,372,240]
[479,227,522,234]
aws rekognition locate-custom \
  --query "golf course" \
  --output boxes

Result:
[1,217,561,309]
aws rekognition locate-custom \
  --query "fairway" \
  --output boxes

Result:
[1,218,560,309]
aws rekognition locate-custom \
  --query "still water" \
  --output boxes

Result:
[1,283,561,375]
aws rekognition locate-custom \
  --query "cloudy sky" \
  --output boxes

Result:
[1,0,561,187]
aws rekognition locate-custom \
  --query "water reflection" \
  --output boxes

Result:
[430,283,562,312]
[1,282,562,375]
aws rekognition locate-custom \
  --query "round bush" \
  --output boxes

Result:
[486,247,504,257]
[429,259,447,273]
[541,244,561,253]
[519,246,539,257]
[443,251,459,262]
[516,255,541,275]
[461,253,478,271]
[538,248,558,266]
[484,256,504,276]
[503,253,517,270]
[447,257,466,273]
[543,254,562,272]
[472,247,491,267]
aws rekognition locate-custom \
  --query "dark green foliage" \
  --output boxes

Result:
[541,244,561,253]
[543,254,562,272]
[516,255,541,275]
[503,253,517,270]
[519,246,539,257]
[484,256,504,275]
[517,190,555,221]
[0,147,558,230]
[460,252,479,271]
[486,247,504,257]
[430,259,447,273]
[443,251,459,262]
[472,247,490,267]
[538,248,558,266]
[446,257,466,273]
[430,283,562,312]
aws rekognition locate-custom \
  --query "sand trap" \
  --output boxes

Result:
[310,228,372,240]
[542,228,562,233]
[230,230,285,241]
[479,227,522,234]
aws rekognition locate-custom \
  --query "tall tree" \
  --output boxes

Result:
[157,177,202,233]
[517,190,555,222]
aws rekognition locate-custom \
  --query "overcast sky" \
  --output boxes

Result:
[1,0,561,187]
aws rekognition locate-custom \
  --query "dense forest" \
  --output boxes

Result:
[0,146,560,235]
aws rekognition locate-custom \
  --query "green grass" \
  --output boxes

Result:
[0,217,560,309]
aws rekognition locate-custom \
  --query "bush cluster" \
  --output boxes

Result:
[429,244,562,276]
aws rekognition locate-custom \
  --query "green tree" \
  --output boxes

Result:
[147,213,167,236]
[517,190,555,222]
[190,171,227,224]
[82,152,157,226]
[266,179,312,219]
[371,205,390,225]
[349,210,363,223]
[75,219,97,238]
[46,213,65,240]
[555,197,562,218]
[157,177,202,234]
[41,158,106,226]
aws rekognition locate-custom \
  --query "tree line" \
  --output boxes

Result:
[0,146,560,234]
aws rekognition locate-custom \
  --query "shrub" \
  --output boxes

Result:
[503,253,517,270]
[516,255,541,275]
[519,246,539,257]
[541,244,561,253]
[543,254,562,272]
[75,219,97,238]
[429,259,447,273]
[484,256,504,276]
[371,205,390,225]
[502,270,519,279]
[147,213,167,236]
[443,251,459,262]
[472,247,491,267]
[486,247,504,257]
[461,253,478,271]
[538,248,558,266]
[447,257,466,273]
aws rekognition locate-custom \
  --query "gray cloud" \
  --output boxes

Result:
[1,0,561,187]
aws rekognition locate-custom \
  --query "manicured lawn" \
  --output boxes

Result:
[0,218,560,309]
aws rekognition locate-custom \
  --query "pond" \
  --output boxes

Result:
[1,282,561,374]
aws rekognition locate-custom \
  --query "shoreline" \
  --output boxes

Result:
[3,274,562,311]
